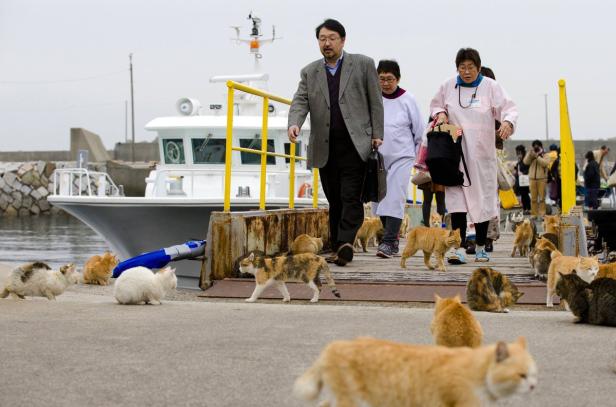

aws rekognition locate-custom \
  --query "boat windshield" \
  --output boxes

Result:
[192,138,226,164]
[239,138,275,165]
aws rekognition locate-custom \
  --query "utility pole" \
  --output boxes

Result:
[129,53,135,162]
[544,93,549,142]
[124,100,128,143]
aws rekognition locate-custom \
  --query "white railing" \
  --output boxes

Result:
[52,168,122,197]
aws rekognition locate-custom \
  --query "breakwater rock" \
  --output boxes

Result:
[0,162,105,217]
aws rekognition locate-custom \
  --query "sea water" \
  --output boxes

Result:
[0,214,110,269]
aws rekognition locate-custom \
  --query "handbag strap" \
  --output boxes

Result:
[457,138,472,187]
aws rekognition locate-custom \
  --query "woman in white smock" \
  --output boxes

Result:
[430,48,517,263]
[372,60,424,258]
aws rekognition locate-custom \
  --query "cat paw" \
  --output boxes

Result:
[282,297,291,303]
[503,308,510,313]
[546,303,553,308]
[310,298,319,303]
[245,298,257,303]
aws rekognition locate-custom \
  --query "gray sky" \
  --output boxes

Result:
[1,0,614,151]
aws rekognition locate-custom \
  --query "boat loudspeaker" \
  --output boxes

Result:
[176,98,202,116]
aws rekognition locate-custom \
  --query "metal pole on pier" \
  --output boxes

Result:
[124,100,128,143]
[544,93,549,142]
[129,53,135,162]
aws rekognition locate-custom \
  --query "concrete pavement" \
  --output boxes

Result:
[1,264,615,406]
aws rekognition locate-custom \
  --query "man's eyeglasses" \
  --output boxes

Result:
[379,77,397,83]
[318,36,341,43]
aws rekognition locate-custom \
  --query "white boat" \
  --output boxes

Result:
[48,14,323,288]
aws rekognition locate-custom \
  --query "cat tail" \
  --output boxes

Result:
[319,262,341,298]
[293,361,323,401]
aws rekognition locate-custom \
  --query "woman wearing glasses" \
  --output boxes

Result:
[430,48,517,263]
[372,60,424,258]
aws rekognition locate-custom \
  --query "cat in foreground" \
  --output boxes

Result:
[239,251,340,303]
[113,266,177,305]
[466,267,523,313]
[294,336,537,407]
[290,234,323,255]
[556,272,616,326]
[431,294,483,348]
[400,227,461,271]
[1,262,79,300]
[546,251,599,307]
[82,251,119,285]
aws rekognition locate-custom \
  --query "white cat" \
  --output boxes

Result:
[113,266,177,305]
[0,262,80,300]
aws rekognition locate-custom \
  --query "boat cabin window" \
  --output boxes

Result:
[284,142,302,164]
[192,138,226,164]
[163,139,185,164]
[239,138,275,165]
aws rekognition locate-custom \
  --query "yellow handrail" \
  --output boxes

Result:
[558,79,576,214]
[223,80,319,211]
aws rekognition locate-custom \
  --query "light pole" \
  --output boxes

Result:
[129,53,135,162]
[544,93,549,143]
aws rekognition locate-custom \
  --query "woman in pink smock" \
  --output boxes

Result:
[430,48,517,263]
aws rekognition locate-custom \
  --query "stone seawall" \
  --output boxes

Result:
[0,162,105,217]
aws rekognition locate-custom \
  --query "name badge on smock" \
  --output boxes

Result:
[469,98,481,108]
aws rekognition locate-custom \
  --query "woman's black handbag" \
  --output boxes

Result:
[361,149,387,203]
[426,125,471,187]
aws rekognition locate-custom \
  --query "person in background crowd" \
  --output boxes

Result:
[372,60,423,258]
[430,48,517,264]
[593,145,610,181]
[420,181,446,227]
[547,144,559,204]
[477,66,501,253]
[584,150,601,209]
[288,19,384,266]
[515,144,531,214]
[524,140,550,218]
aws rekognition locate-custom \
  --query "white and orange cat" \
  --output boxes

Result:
[431,294,483,348]
[294,336,537,407]
[430,212,443,228]
[546,250,599,307]
[511,218,534,257]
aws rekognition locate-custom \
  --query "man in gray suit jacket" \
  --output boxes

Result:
[288,19,384,266]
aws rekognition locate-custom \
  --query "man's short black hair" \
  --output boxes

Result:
[532,140,543,148]
[377,60,401,80]
[455,48,481,69]
[601,145,608,150]
[315,19,346,39]
[515,144,526,154]
[549,144,558,151]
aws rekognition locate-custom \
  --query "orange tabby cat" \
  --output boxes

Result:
[511,218,534,257]
[290,234,323,255]
[294,336,537,407]
[430,212,443,228]
[354,217,383,252]
[82,252,119,285]
[598,263,616,280]
[431,294,483,348]
[400,227,461,271]
[543,215,560,234]
[546,250,599,307]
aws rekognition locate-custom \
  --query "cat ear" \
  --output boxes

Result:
[453,294,461,302]
[516,336,528,349]
[571,269,577,275]
[434,294,442,303]
[495,341,510,363]
[248,252,255,261]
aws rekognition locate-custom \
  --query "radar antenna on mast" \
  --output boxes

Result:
[230,11,281,61]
